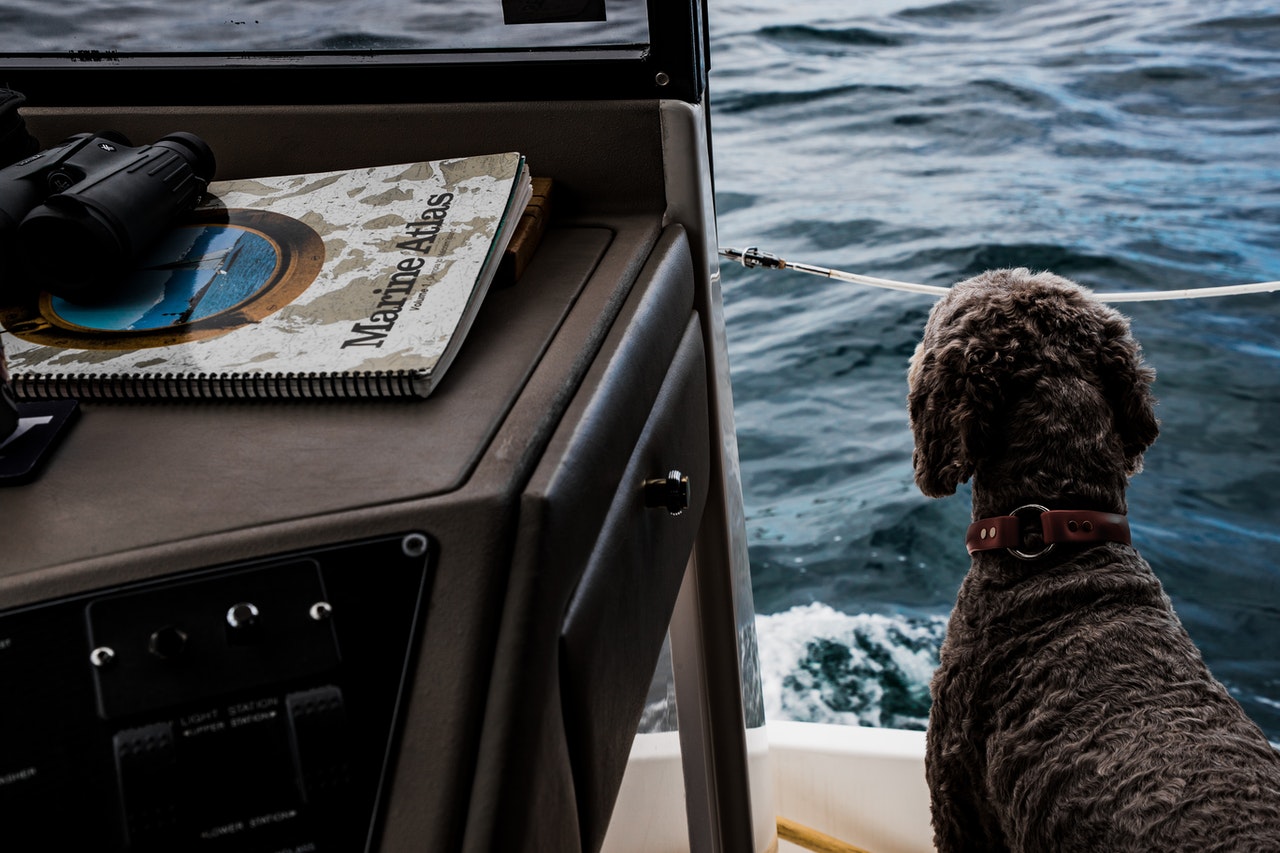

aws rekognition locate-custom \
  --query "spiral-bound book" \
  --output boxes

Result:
[0,152,531,400]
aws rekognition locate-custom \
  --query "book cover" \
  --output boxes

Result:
[0,151,531,399]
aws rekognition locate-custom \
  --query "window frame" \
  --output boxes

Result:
[0,0,708,106]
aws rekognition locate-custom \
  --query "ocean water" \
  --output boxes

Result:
[1,0,1277,743]
[709,0,1280,742]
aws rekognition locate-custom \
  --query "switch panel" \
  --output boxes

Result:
[87,560,340,720]
[0,533,431,852]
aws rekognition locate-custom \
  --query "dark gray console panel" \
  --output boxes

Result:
[1,166,705,853]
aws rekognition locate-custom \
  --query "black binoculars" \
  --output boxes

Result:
[0,89,216,444]
[0,130,216,304]
[0,91,216,305]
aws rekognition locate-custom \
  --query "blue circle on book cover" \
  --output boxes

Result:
[0,209,324,350]
[52,226,279,331]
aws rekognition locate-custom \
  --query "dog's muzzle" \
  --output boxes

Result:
[966,504,1132,560]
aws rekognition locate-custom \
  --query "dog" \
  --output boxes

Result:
[907,268,1280,852]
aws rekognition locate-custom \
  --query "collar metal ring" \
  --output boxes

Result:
[1008,503,1055,561]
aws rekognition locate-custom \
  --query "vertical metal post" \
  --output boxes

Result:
[670,539,757,853]
[661,95,773,853]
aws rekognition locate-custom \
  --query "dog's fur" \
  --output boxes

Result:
[908,268,1280,852]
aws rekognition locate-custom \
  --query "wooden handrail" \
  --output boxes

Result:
[776,816,874,853]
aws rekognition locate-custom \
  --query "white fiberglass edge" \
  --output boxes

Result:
[603,722,934,853]
[769,721,933,853]
[600,731,690,853]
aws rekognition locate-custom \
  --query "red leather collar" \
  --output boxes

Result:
[966,504,1131,560]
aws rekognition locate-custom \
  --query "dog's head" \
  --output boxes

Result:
[907,268,1158,498]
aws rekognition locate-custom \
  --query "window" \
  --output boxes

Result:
[0,0,706,105]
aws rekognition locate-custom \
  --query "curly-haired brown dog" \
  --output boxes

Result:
[907,268,1280,852]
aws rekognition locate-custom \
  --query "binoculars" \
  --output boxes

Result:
[0,89,216,444]
[0,90,216,304]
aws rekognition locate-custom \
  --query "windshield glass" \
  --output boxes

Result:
[0,0,650,54]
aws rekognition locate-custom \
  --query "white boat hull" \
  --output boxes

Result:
[605,721,934,853]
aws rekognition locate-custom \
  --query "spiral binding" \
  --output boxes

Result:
[12,370,426,400]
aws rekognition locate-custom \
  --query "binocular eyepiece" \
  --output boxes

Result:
[0,119,216,304]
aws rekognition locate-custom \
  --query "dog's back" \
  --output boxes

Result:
[929,543,1280,852]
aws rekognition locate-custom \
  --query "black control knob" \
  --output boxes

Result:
[643,469,690,516]
[147,626,188,661]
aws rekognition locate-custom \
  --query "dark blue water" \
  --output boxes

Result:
[710,0,1280,740]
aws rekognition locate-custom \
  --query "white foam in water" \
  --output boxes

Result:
[755,603,947,730]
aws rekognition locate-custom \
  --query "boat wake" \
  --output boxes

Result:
[756,603,945,731]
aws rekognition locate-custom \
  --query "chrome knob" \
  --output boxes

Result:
[225,601,263,646]
[226,602,260,630]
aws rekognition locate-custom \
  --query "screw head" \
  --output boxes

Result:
[402,533,428,559]
[309,601,333,622]
[90,646,116,668]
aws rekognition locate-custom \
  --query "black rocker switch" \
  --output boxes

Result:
[286,685,351,805]
[113,722,181,849]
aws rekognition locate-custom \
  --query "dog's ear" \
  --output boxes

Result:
[908,337,1006,497]
[1098,316,1159,476]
